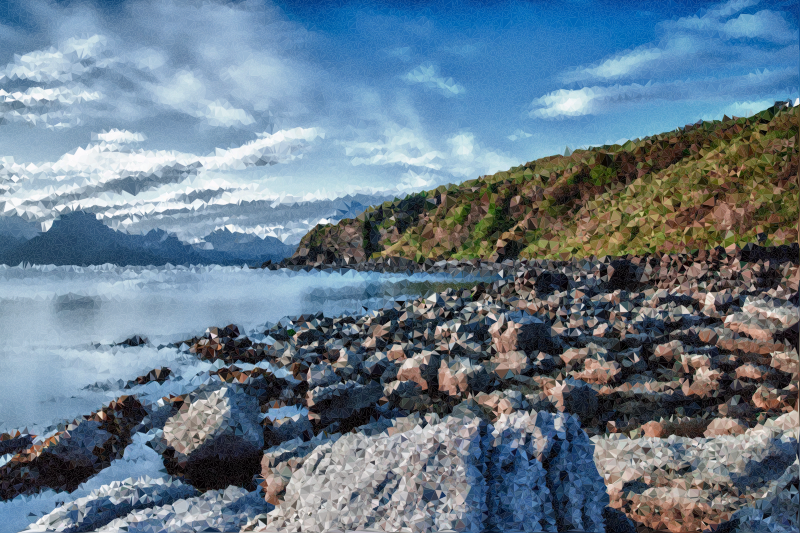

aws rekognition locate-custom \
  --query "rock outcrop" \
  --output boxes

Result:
[247,409,609,533]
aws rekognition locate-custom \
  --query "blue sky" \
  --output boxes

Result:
[0,0,797,243]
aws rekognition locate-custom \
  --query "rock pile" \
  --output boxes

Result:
[2,244,797,533]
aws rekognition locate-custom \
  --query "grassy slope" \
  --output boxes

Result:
[293,104,799,264]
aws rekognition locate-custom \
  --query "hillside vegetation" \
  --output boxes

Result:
[292,103,799,264]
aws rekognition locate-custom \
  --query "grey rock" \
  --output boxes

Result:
[161,384,264,465]
[24,476,199,533]
[250,409,608,533]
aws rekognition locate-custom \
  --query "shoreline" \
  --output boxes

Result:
[2,240,798,533]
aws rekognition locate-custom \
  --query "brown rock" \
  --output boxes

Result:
[396,351,440,391]
[571,357,622,385]
[488,350,530,379]
[703,417,748,437]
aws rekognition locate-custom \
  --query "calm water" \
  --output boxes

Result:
[0,264,495,435]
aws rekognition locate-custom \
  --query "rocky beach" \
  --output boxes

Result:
[0,243,797,533]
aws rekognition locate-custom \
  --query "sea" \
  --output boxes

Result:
[0,262,503,531]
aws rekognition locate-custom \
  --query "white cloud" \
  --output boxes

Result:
[0,1,320,131]
[0,126,326,228]
[555,0,797,90]
[531,67,797,118]
[402,63,465,97]
[92,129,147,143]
[507,129,533,141]
[534,0,798,119]
[339,125,514,181]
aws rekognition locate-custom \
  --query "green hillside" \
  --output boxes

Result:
[292,103,799,264]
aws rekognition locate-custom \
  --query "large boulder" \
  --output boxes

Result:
[154,383,264,490]
[593,411,799,533]
[247,410,609,533]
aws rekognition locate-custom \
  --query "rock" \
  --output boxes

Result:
[636,417,712,440]
[264,413,314,448]
[396,350,441,390]
[488,350,531,380]
[361,351,391,379]
[155,383,264,490]
[751,384,795,412]
[0,395,147,501]
[120,334,148,347]
[548,378,599,424]
[305,380,383,429]
[331,348,366,379]
[489,312,557,355]
[24,476,199,532]
[437,356,490,396]
[249,410,608,533]
[306,362,341,389]
[125,367,171,388]
[572,356,622,385]
[593,411,799,533]
[383,379,428,411]
[92,485,271,532]
[703,417,749,437]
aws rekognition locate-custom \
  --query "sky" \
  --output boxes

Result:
[0,0,797,244]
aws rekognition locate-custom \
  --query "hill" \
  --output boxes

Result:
[290,102,799,265]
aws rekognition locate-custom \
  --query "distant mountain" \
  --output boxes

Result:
[291,102,799,265]
[0,211,295,267]
[193,228,296,263]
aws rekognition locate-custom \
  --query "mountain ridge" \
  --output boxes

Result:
[289,102,799,266]
[0,212,296,267]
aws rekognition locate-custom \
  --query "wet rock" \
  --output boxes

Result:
[24,476,199,532]
[0,395,146,501]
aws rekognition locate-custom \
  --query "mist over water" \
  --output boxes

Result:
[0,264,494,435]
